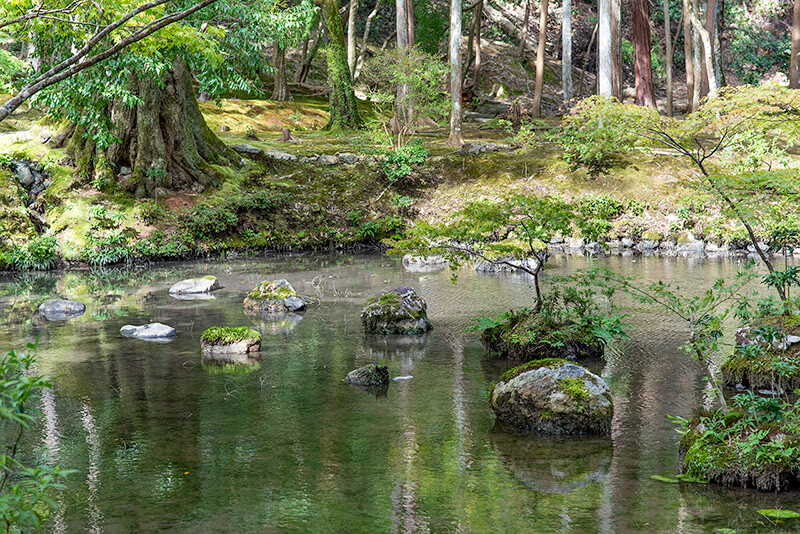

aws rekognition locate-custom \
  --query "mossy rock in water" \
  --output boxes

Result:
[344,363,390,387]
[361,286,432,335]
[243,279,306,316]
[679,408,800,491]
[490,359,613,436]
[200,326,261,355]
[720,315,800,391]
[481,309,604,361]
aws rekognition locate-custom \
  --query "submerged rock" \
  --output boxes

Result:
[38,299,86,321]
[402,254,448,273]
[474,256,539,273]
[200,326,261,354]
[120,323,176,341]
[243,279,306,316]
[361,287,432,335]
[344,363,390,387]
[490,359,613,435]
[169,276,220,298]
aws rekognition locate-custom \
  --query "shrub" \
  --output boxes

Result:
[5,236,58,271]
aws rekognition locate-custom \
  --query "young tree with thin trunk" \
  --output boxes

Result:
[791,0,800,88]
[347,0,359,76]
[610,0,622,99]
[683,0,695,111]
[518,0,531,58]
[562,0,572,103]
[394,0,411,132]
[632,0,656,107]
[447,0,463,146]
[664,0,675,115]
[532,0,548,117]
[354,0,384,80]
[314,0,364,128]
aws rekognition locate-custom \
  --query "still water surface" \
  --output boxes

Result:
[1,253,799,533]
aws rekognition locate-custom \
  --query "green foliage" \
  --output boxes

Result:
[3,236,58,271]
[0,49,26,93]
[359,215,403,241]
[757,509,800,520]
[0,342,71,532]
[554,96,663,173]
[381,141,429,184]
[726,3,790,85]
[414,1,448,56]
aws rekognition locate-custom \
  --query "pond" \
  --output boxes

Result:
[1,252,799,533]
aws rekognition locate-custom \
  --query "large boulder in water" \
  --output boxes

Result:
[344,363,390,387]
[200,327,261,355]
[37,299,85,321]
[120,323,177,341]
[490,359,613,435]
[243,279,306,315]
[169,276,219,298]
[361,287,432,335]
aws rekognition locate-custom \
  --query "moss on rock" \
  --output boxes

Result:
[361,286,432,335]
[200,326,261,355]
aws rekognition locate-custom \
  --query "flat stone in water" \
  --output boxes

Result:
[38,299,86,321]
[169,276,220,297]
[120,323,177,341]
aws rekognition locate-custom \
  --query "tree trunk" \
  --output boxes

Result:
[610,0,621,99]
[314,0,363,129]
[295,13,323,83]
[448,0,463,146]
[65,59,238,199]
[517,0,531,58]
[347,0,358,76]
[562,0,572,103]
[632,0,656,107]
[598,0,613,96]
[664,0,674,115]
[706,0,723,89]
[271,44,291,101]
[406,0,416,46]
[792,0,800,88]
[354,0,384,80]
[683,0,695,111]
[532,0,548,117]
[394,0,411,134]
[689,0,717,98]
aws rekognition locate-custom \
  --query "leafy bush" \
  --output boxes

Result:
[4,236,58,271]
[381,141,429,184]
[0,50,26,93]
[555,96,663,172]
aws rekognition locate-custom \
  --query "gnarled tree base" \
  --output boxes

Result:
[62,59,239,198]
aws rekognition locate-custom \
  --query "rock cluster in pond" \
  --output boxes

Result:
[169,276,219,299]
[361,287,432,335]
[481,309,603,361]
[344,363,390,387]
[120,323,176,341]
[200,326,261,355]
[243,279,306,316]
[490,359,613,436]
[402,254,448,273]
[474,257,539,273]
[38,299,85,321]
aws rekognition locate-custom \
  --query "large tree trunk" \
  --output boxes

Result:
[532,0,549,117]
[683,0,695,111]
[65,59,238,199]
[447,0,463,146]
[632,0,656,107]
[597,0,613,96]
[792,0,800,88]
[271,44,291,101]
[315,0,363,129]
[562,0,572,103]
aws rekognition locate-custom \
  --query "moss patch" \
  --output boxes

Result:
[498,358,568,383]
[247,280,298,301]
[200,326,261,344]
[558,377,591,402]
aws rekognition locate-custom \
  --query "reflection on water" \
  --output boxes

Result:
[1,253,799,533]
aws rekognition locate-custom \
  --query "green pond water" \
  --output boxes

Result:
[1,253,799,533]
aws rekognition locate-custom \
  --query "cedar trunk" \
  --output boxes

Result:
[64,59,237,199]
[791,0,800,88]
[532,0,548,117]
[271,44,291,101]
[632,0,656,107]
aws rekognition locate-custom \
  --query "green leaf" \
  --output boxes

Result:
[757,509,800,520]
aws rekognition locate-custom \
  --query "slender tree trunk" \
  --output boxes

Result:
[706,0,722,89]
[406,0,415,46]
[792,0,800,88]
[598,0,613,95]
[532,0,549,117]
[295,14,323,83]
[610,0,622,99]
[683,0,695,111]
[354,0,383,80]
[471,0,484,92]
[347,0,358,76]
[395,0,410,134]
[580,22,597,95]
[448,0,463,146]
[517,0,531,58]
[664,0,674,115]
[562,0,573,103]
[314,0,363,129]
[271,44,291,101]
[689,0,717,98]
[632,0,656,107]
